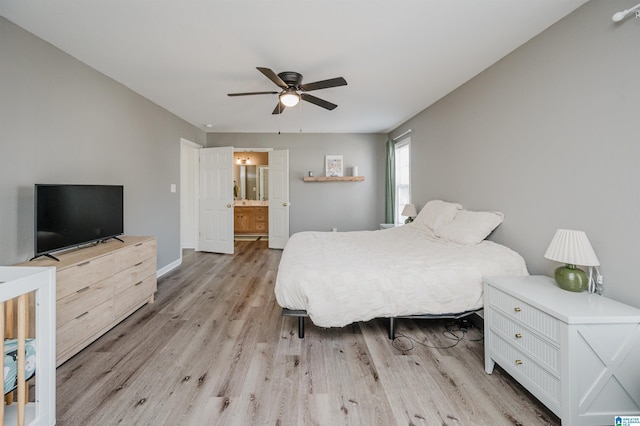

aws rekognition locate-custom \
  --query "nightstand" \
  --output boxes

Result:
[484,275,640,425]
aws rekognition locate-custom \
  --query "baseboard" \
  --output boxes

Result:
[157,257,182,278]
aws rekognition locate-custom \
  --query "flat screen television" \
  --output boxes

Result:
[34,184,124,260]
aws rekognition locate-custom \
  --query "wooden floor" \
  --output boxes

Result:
[56,241,560,425]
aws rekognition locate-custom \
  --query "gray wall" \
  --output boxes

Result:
[207,133,387,234]
[0,17,206,269]
[390,0,640,308]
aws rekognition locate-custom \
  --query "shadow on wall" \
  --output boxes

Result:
[17,186,35,261]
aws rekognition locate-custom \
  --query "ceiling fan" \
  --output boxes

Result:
[227,67,347,114]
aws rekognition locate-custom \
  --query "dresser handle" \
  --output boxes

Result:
[135,262,143,267]
[77,261,90,267]
[135,243,143,246]
[515,333,522,339]
[75,311,89,320]
[514,307,522,312]
[76,286,90,293]
[515,359,523,365]
[134,281,143,286]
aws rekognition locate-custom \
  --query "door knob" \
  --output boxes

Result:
[226,204,232,208]
[283,202,289,207]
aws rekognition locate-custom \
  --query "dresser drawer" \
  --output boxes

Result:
[114,274,156,317]
[57,254,115,300]
[489,310,560,374]
[114,258,156,292]
[486,285,559,342]
[57,277,114,328]
[491,333,561,411]
[57,298,114,358]
[114,239,156,272]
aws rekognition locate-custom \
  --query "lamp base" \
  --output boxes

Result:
[405,217,414,224]
[554,265,588,292]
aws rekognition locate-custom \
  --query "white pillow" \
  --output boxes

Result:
[412,200,462,232]
[437,209,504,245]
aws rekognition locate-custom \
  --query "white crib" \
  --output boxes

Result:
[0,267,56,426]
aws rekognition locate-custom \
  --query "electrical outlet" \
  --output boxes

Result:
[596,275,604,285]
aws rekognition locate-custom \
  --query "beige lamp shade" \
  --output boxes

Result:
[544,229,600,266]
[401,204,417,218]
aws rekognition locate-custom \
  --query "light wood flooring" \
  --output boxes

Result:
[56,241,560,425]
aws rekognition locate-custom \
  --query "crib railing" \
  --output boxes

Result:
[0,267,56,426]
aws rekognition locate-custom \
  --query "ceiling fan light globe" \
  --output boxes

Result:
[280,91,300,107]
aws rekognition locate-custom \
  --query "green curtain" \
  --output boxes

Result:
[385,139,395,224]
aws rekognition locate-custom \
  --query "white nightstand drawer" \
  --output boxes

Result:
[486,285,559,342]
[484,276,640,425]
[492,333,561,411]
[490,310,560,374]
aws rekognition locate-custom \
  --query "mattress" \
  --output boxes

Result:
[4,338,36,395]
[275,225,528,327]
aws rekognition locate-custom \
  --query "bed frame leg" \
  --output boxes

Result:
[389,317,395,340]
[298,316,305,338]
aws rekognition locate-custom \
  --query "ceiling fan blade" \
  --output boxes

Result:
[272,102,286,115]
[227,91,279,97]
[257,67,288,89]
[301,77,347,92]
[300,93,338,110]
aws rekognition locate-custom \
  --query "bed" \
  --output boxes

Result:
[275,200,529,338]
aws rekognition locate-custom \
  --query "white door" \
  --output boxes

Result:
[268,150,290,249]
[198,147,234,254]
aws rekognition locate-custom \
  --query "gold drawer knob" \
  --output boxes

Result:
[514,307,522,312]
[515,333,522,339]
[515,359,523,365]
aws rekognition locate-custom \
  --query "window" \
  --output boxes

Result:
[394,138,410,224]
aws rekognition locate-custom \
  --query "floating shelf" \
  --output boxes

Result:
[302,176,365,182]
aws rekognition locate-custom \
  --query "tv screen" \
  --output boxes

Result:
[35,184,124,257]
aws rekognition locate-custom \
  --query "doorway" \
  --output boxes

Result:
[180,145,290,255]
[233,150,269,241]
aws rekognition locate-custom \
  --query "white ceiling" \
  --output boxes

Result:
[0,0,588,134]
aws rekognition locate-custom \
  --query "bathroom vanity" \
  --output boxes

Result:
[234,204,268,235]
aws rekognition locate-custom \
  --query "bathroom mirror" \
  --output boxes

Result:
[235,165,269,200]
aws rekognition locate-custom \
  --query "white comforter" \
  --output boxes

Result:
[275,225,528,327]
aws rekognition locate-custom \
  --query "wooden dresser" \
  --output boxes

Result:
[234,206,268,234]
[20,236,157,366]
[484,275,640,425]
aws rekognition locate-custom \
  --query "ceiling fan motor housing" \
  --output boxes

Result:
[278,71,303,89]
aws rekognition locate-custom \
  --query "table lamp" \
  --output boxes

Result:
[401,204,417,224]
[544,229,600,292]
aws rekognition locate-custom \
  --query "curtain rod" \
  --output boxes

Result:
[392,129,412,141]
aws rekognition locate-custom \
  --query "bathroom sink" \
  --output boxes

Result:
[234,200,268,206]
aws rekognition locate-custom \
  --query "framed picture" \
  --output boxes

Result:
[325,155,344,177]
